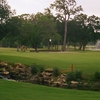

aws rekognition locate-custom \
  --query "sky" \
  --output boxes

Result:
[8,0,100,17]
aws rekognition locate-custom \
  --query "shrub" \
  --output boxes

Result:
[67,70,83,81]
[67,72,75,81]
[31,63,38,75]
[93,71,100,82]
[53,67,60,77]
[38,65,45,73]
[31,63,45,75]
[74,70,83,81]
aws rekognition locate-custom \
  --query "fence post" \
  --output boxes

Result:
[71,64,74,72]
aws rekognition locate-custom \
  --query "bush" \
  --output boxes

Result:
[74,70,83,81]
[67,70,83,81]
[31,63,38,75]
[93,71,100,82]
[31,63,45,75]
[67,72,75,81]
[38,65,45,73]
[53,67,60,77]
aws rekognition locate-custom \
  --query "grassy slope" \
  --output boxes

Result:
[0,79,100,100]
[0,48,100,100]
[0,48,100,73]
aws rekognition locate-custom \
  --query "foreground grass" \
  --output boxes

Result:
[0,79,100,100]
[0,48,100,100]
[0,48,100,73]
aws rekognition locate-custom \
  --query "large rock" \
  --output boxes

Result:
[0,62,31,81]
[52,74,67,87]
[32,69,53,85]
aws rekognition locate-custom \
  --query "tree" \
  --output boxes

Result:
[4,16,23,47]
[88,15,100,41]
[37,15,56,50]
[74,13,89,50]
[52,33,62,50]
[74,14,100,51]
[19,13,56,52]
[28,24,42,52]
[0,0,15,42]
[50,0,83,51]
[55,19,64,44]
[0,0,14,24]
[18,13,43,52]
[67,20,80,49]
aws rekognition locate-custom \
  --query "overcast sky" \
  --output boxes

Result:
[8,0,100,17]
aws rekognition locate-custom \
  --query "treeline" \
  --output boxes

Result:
[0,0,100,51]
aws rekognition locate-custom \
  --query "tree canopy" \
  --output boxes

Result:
[0,0,100,51]
[0,0,15,42]
[50,0,83,51]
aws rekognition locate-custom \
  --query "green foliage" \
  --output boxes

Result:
[74,70,83,81]
[0,0,14,23]
[0,0,100,51]
[53,67,60,76]
[0,0,14,40]
[31,63,38,75]
[93,71,100,82]
[38,65,45,73]
[67,70,83,81]
[50,0,83,51]
[31,63,45,75]
[67,72,75,81]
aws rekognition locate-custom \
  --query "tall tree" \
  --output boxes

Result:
[19,13,56,51]
[88,15,100,41]
[0,0,15,40]
[88,15,100,32]
[73,14,100,51]
[4,16,23,47]
[50,0,83,51]
[52,33,62,50]
[74,13,89,50]
[67,20,80,49]
[37,15,56,50]
[0,0,14,24]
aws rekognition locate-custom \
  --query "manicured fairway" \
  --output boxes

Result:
[0,48,100,73]
[0,48,100,100]
[0,79,100,100]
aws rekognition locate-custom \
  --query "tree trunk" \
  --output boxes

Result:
[57,44,59,50]
[82,45,86,51]
[62,15,67,51]
[48,41,50,50]
[79,45,82,50]
[79,42,83,50]
[0,41,2,47]
[33,44,38,52]
[74,46,76,50]
[34,47,38,52]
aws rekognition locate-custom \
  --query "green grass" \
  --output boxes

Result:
[0,79,100,100]
[0,48,100,100]
[0,48,100,73]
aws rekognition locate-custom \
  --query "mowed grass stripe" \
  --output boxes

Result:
[0,79,100,100]
[0,48,100,73]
